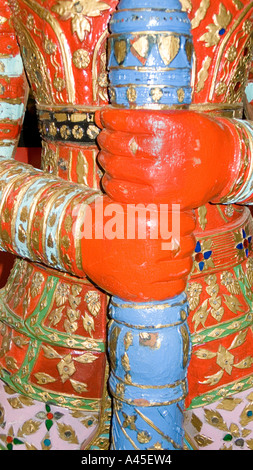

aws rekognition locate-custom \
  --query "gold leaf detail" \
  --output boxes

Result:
[192,299,209,331]
[121,352,130,372]
[179,0,192,12]
[234,356,253,369]
[31,272,44,298]
[114,40,127,65]
[25,442,38,450]
[64,318,78,334]
[240,403,253,427]
[129,138,138,155]
[194,434,213,447]
[200,369,224,385]
[191,413,203,432]
[186,282,202,311]
[242,428,251,438]
[48,214,57,227]
[131,35,150,61]
[17,419,41,436]
[52,0,110,42]
[7,397,23,409]
[137,431,152,444]
[48,306,64,326]
[216,345,234,374]
[150,87,163,103]
[196,57,212,94]
[67,307,80,322]
[82,312,95,336]
[217,397,242,411]
[191,0,210,30]
[232,0,243,9]
[220,271,241,295]
[76,151,88,186]
[228,329,248,350]
[73,48,90,70]
[5,356,18,370]
[70,378,88,393]
[246,439,253,450]
[71,284,82,296]
[246,259,253,286]
[223,294,244,314]
[57,354,76,382]
[124,331,133,351]
[181,324,190,368]
[18,224,26,243]
[42,344,62,359]
[55,283,70,306]
[200,3,232,47]
[127,86,137,103]
[204,409,228,431]
[47,233,54,248]
[74,352,98,363]
[12,336,29,348]
[57,422,79,444]
[81,414,98,428]
[19,395,35,407]
[122,412,137,430]
[116,382,125,399]
[177,88,185,103]
[158,35,180,66]
[211,306,224,322]
[34,372,57,385]
[229,422,240,438]
[247,391,253,401]
[209,295,222,310]
[85,291,101,316]
[194,349,217,360]
[64,214,73,233]
[199,4,232,47]
[87,124,99,139]
[197,204,208,230]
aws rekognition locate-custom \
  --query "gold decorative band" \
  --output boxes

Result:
[37,108,100,144]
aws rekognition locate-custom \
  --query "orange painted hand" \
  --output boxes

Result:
[81,196,196,301]
[96,109,238,210]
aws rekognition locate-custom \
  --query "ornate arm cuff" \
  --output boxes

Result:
[218,118,253,205]
[0,159,99,276]
[0,2,28,158]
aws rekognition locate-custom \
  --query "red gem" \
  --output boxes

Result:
[47,413,54,420]
[6,436,13,443]
[244,239,249,248]
[195,253,204,262]
[234,82,241,92]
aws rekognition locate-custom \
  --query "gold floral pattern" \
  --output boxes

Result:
[72,49,90,69]
[185,390,253,450]
[0,382,106,450]
[52,0,110,42]
[199,3,232,47]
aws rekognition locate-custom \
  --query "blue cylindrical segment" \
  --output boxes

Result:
[108,1,193,108]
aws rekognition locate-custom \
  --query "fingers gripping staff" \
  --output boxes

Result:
[94,0,196,451]
[93,0,249,451]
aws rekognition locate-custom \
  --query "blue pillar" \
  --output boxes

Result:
[108,294,191,450]
[106,0,193,449]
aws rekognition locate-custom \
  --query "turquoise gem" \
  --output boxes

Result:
[44,439,51,447]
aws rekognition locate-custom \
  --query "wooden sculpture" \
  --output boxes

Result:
[0,0,118,450]
[0,0,252,452]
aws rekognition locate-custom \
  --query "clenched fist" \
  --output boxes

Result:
[96,109,238,210]
[81,196,196,301]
